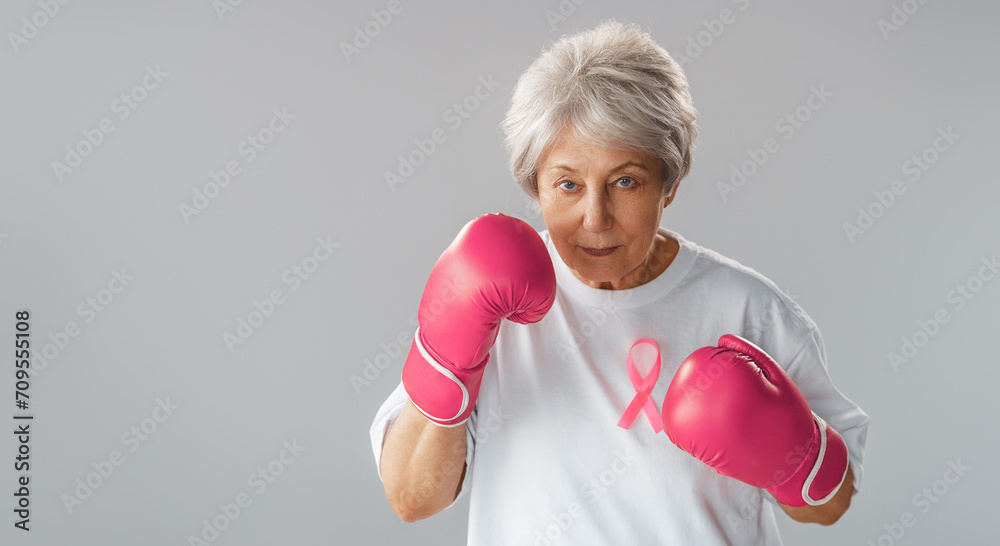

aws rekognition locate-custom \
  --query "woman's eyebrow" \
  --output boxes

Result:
[614,161,649,172]
[546,161,649,173]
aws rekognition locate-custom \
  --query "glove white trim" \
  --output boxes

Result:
[405,326,470,427]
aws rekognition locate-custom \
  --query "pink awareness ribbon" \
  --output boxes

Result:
[617,338,663,433]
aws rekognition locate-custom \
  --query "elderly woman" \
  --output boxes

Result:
[371,20,869,545]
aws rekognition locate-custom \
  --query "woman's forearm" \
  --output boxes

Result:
[379,399,468,522]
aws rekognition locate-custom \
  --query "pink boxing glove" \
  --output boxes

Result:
[662,334,850,507]
[401,213,556,427]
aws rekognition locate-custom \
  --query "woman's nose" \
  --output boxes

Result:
[582,190,613,232]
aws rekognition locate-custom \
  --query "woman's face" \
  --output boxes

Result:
[537,127,675,290]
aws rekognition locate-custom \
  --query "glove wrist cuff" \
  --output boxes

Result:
[401,327,485,427]
[768,413,849,506]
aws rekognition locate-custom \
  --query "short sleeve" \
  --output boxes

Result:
[369,381,477,510]
[744,291,871,501]
[781,327,870,497]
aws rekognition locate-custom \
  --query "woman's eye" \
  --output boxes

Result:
[617,177,636,188]
[558,181,577,191]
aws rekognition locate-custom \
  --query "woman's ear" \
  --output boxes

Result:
[663,182,680,208]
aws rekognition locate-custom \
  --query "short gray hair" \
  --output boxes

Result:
[501,20,698,200]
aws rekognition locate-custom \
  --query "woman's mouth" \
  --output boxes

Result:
[580,246,618,257]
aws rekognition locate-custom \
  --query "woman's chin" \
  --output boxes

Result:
[571,264,624,285]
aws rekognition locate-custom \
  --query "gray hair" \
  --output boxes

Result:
[501,20,698,200]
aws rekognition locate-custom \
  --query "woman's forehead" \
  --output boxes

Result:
[539,139,656,174]
[545,127,647,156]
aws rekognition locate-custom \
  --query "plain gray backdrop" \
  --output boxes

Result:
[1,0,997,544]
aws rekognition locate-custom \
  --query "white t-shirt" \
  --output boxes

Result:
[370,227,870,545]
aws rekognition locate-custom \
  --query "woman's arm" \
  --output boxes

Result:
[778,464,855,525]
[379,399,468,522]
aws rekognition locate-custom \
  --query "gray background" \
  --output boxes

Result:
[1,0,996,544]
